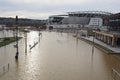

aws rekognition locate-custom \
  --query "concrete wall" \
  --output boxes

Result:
[62,17,90,25]
[47,24,81,29]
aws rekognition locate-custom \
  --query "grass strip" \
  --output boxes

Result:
[0,37,22,47]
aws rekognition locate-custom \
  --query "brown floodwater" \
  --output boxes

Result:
[0,30,120,80]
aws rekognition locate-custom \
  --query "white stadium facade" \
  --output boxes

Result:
[47,11,112,30]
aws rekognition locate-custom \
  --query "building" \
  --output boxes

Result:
[109,13,120,33]
[94,13,120,46]
[48,16,65,25]
[47,11,112,30]
[0,25,6,30]
[47,15,68,29]
[95,31,120,46]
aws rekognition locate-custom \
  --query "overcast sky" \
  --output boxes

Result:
[0,0,119,19]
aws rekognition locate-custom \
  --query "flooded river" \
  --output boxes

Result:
[0,30,120,80]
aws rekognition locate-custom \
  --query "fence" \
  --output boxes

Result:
[112,68,120,80]
[0,63,10,77]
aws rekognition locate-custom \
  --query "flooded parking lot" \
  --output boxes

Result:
[0,30,120,80]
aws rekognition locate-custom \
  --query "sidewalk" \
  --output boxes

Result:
[78,36,120,54]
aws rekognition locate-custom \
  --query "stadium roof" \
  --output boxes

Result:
[68,11,112,15]
[49,15,68,17]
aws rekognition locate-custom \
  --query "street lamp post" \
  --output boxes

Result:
[92,35,94,55]
[92,30,95,55]
[25,32,27,55]
[15,16,19,59]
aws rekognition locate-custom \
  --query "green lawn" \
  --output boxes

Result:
[0,37,22,47]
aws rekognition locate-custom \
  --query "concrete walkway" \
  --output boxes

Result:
[79,36,120,54]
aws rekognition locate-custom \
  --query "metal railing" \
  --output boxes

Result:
[112,68,120,80]
[0,63,10,77]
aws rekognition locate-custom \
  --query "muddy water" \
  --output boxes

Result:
[0,30,120,80]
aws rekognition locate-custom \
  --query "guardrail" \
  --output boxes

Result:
[112,68,120,80]
[0,63,10,77]
[30,41,39,50]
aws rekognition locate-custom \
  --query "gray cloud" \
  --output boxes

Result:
[0,0,119,19]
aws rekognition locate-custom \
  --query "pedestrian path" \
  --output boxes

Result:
[79,36,120,54]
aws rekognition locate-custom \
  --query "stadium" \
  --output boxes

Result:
[47,11,112,29]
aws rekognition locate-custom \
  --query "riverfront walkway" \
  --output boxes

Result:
[79,36,120,54]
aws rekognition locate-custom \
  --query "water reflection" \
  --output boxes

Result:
[15,59,19,72]
[24,32,27,54]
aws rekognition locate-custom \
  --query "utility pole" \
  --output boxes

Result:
[15,16,19,59]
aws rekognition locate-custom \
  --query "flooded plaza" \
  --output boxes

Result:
[0,30,120,80]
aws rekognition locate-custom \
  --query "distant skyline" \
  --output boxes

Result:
[0,0,119,19]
